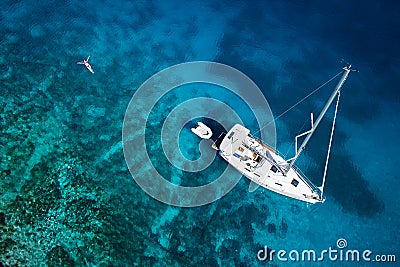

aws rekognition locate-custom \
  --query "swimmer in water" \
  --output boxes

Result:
[77,55,94,74]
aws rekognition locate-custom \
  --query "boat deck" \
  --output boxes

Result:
[221,134,322,203]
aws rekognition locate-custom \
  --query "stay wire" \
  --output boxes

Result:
[254,71,342,137]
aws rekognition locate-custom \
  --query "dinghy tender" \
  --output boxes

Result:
[191,122,213,139]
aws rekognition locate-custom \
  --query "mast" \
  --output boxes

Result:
[285,65,352,173]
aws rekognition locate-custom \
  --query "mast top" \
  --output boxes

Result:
[344,64,359,73]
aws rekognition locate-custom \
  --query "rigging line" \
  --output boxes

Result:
[283,117,309,158]
[321,90,341,194]
[254,71,342,136]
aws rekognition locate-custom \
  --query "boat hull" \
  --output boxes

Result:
[218,124,324,204]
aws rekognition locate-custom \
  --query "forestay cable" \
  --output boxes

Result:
[254,71,342,136]
[320,90,341,194]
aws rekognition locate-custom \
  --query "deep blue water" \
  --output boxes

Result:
[1,0,399,266]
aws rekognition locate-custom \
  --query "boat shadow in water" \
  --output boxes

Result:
[304,123,384,217]
[325,152,384,217]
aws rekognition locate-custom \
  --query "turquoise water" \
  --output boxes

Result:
[1,0,399,266]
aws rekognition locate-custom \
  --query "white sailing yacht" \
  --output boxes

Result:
[210,65,356,204]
